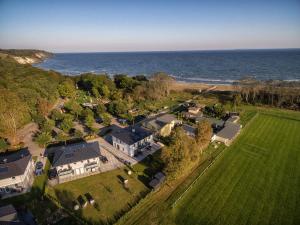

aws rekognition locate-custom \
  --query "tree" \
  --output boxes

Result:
[60,115,74,133]
[73,129,83,138]
[64,100,83,119]
[161,127,191,179]
[100,113,112,126]
[40,119,55,133]
[58,80,76,98]
[56,131,68,145]
[0,138,9,152]
[81,108,94,119]
[232,93,242,111]
[213,104,225,118]
[151,72,174,96]
[99,85,110,98]
[37,98,52,117]
[95,104,106,117]
[0,90,30,146]
[195,120,212,152]
[85,114,95,131]
[34,132,52,147]
[50,109,64,121]
[108,100,128,116]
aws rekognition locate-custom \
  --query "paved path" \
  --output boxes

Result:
[17,122,43,157]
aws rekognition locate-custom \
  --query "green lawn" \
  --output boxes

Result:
[174,113,300,225]
[46,167,149,224]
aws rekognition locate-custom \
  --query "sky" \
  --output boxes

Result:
[0,0,300,52]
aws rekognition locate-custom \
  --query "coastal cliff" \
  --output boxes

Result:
[0,49,52,64]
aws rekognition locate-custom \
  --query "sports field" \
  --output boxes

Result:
[174,113,300,225]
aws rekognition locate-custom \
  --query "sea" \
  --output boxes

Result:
[36,49,300,85]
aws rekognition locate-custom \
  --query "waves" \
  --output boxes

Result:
[36,50,300,84]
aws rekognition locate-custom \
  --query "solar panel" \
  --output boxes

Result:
[0,167,8,173]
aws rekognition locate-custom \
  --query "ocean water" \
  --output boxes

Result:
[36,49,300,85]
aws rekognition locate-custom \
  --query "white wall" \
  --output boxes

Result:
[112,134,154,157]
[0,159,34,191]
[56,157,100,177]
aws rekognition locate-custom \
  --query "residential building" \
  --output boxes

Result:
[111,126,154,157]
[0,148,34,199]
[149,172,166,190]
[51,142,101,183]
[142,114,181,137]
[0,204,23,224]
[182,124,197,137]
[212,121,242,146]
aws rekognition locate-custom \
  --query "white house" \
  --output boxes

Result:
[111,126,154,157]
[211,121,242,146]
[52,142,101,183]
[0,149,34,198]
[142,114,181,137]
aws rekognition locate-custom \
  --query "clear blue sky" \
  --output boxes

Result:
[0,0,299,52]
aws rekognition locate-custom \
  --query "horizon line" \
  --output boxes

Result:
[52,47,300,54]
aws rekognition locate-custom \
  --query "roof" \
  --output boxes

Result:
[156,114,177,123]
[0,205,17,218]
[111,126,153,145]
[0,204,24,224]
[196,117,225,127]
[227,116,240,123]
[149,178,161,189]
[0,149,31,180]
[182,124,196,136]
[154,172,165,182]
[142,114,178,131]
[216,122,241,140]
[52,142,100,167]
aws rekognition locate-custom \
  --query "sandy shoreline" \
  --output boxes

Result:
[171,81,235,92]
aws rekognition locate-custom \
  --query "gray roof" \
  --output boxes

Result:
[111,126,153,145]
[154,172,165,182]
[216,122,241,140]
[0,204,17,218]
[52,142,100,167]
[182,124,197,136]
[0,149,31,180]
[156,114,177,123]
[142,114,177,131]
[196,117,225,127]
[149,178,160,189]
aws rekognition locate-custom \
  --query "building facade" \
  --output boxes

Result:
[52,142,101,183]
[0,149,34,198]
[112,126,154,157]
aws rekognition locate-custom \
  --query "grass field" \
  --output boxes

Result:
[174,113,300,225]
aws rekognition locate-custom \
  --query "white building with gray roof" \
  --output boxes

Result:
[111,126,154,157]
[0,148,34,198]
[51,142,101,183]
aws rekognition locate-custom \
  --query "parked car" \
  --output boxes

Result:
[100,155,108,163]
[48,169,57,180]
[35,161,43,176]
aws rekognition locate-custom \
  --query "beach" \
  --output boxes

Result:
[171,81,235,92]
